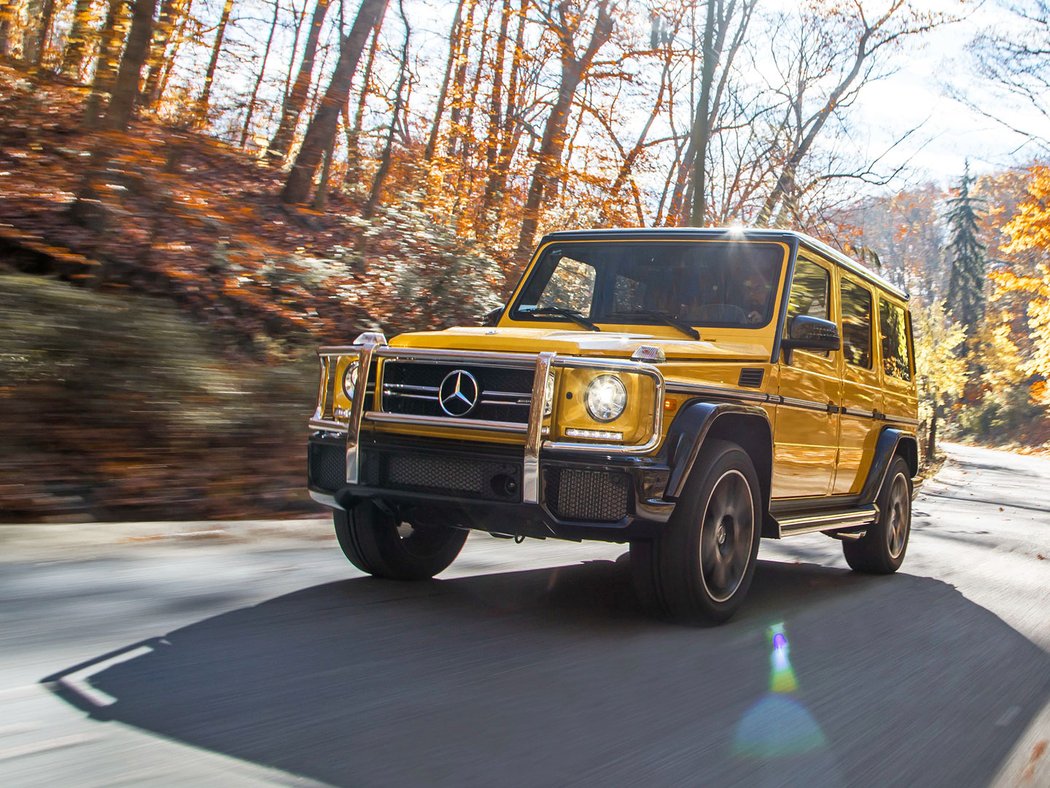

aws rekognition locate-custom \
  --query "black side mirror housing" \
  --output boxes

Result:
[481,306,504,327]
[782,314,841,359]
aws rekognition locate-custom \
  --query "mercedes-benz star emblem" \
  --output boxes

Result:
[438,370,480,417]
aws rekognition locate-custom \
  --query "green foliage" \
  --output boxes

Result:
[945,167,987,343]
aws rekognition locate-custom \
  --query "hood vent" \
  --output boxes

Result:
[738,368,764,388]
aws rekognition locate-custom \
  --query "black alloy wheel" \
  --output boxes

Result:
[631,439,762,625]
[843,455,912,574]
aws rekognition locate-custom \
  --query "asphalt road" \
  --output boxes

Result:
[1,443,1048,787]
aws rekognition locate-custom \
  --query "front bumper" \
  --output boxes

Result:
[308,432,675,543]
[307,339,675,542]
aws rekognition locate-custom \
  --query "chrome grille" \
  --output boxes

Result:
[381,362,533,424]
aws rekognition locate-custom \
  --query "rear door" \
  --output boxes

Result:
[878,296,917,426]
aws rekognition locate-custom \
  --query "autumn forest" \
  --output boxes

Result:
[0,0,1048,520]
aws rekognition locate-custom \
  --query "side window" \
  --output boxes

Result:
[840,277,872,368]
[787,258,831,357]
[787,258,830,320]
[536,256,596,314]
[879,298,913,381]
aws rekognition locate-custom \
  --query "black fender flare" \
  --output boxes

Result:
[859,427,918,505]
[663,400,772,503]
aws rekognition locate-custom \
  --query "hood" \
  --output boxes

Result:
[388,326,769,361]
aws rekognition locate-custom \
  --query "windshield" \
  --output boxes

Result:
[510,240,786,330]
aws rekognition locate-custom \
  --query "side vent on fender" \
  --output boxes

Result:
[738,368,764,388]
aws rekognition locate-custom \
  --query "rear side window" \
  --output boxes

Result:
[879,298,912,381]
[788,259,830,320]
[840,277,872,368]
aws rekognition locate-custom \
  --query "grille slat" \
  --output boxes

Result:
[381,361,533,424]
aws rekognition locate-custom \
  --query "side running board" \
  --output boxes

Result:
[775,504,879,538]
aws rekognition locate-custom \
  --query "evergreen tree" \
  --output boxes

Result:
[945,166,987,345]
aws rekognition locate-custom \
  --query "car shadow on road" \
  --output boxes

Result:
[42,558,1050,787]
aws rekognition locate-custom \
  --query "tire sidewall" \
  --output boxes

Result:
[876,456,912,571]
[663,441,762,622]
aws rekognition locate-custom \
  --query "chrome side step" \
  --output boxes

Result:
[776,504,879,537]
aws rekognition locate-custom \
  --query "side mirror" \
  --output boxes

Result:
[481,306,504,327]
[782,315,840,357]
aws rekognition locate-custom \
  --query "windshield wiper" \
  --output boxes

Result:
[606,310,700,340]
[521,306,601,332]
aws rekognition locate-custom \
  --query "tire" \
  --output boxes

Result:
[843,455,912,574]
[631,439,762,625]
[333,501,468,580]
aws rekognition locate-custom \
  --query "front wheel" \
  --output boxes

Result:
[334,501,468,580]
[843,455,912,574]
[631,439,762,625]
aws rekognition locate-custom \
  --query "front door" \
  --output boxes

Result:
[835,273,883,494]
[773,256,840,499]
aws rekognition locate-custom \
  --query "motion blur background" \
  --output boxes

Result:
[1,0,1049,522]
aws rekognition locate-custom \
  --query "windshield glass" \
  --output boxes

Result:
[511,240,785,329]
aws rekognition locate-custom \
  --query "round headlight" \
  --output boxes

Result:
[342,360,360,398]
[585,374,627,422]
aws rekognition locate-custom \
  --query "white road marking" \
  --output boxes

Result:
[0,722,43,737]
[51,644,155,708]
[0,733,103,762]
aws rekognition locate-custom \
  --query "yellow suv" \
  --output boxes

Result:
[307,229,921,623]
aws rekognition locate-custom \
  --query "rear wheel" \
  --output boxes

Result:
[334,501,467,580]
[843,455,912,574]
[631,439,761,625]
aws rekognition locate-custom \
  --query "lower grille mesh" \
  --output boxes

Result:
[388,454,488,495]
[547,468,630,522]
[309,443,345,490]
[363,449,523,502]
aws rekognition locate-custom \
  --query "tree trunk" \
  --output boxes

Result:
[515,0,614,261]
[269,0,332,161]
[423,0,464,162]
[343,20,381,187]
[313,137,335,210]
[926,405,939,467]
[472,0,512,232]
[282,0,390,205]
[194,0,235,129]
[364,0,410,218]
[480,0,527,227]
[445,0,478,157]
[0,0,14,58]
[61,0,97,78]
[142,0,190,107]
[688,0,717,227]
[25,0,57,66]
[83,0,131,126]
[240,0,280,148]
[104,0,159,130]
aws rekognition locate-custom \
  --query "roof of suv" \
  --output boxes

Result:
[540,227,909,301]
